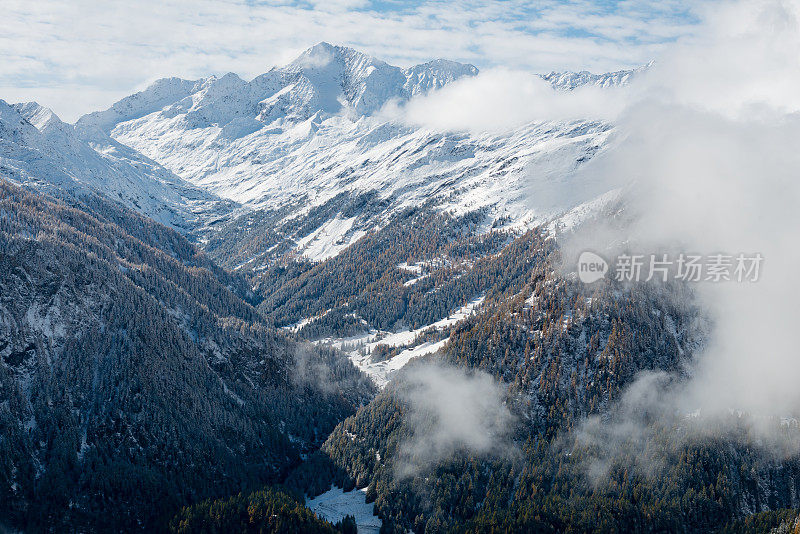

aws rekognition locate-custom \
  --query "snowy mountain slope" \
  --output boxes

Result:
[76,77,203,133]
[78,43,620,267]
[0,99,235,234]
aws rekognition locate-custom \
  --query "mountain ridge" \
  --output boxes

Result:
[77,42,481,135]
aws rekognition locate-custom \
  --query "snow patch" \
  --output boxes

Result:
[295,216,365,262]
[317,295,485,386]
[306,486,382,534]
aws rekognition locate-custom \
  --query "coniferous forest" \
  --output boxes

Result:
[3,178,800,533]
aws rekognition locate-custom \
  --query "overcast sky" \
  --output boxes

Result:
[1,0,702,122]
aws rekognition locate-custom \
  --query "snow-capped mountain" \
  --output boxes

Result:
[76,43,621,266]
[78,42,479,133]
[541,64,646,90]
[0,99,234,233]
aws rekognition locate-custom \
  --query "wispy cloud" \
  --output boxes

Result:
[387,67,629,132]
[0,0,700,121]
[394,361,516,477]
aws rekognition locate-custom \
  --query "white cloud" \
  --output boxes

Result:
[394,361,515,477]
[623,0,800,420]
[0,0,700,121]
[388,67,629,133]
[563,0,800,471]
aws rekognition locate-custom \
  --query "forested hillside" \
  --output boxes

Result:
[278,229,800,533]
[0,180,373,531]
[254,206,511,331]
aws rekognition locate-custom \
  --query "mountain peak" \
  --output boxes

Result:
[288,41,387,73]
[305,40,338,54]
[77,44,481,135]
[403,59,479,96]
[0,99,36,144]
[76,77,201,133]
[541,63,650,90]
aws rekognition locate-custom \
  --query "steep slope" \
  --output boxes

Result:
[0,99,234,235]
[0,180,373,531]
[198,118,611,267]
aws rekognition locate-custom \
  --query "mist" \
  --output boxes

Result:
[382,67,630,133]
[394,361,516,478]
[596,0,800,414]
[558,0,800,477]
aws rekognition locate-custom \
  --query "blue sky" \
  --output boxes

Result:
[0,0,703,121]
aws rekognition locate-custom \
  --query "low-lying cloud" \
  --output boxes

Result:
[389,67,630,133]
[394,361,515,477]
[560,0,800,473]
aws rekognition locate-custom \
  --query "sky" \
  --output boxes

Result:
[0,0,701,122]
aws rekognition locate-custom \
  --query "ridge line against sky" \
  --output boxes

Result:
[1,0,702,122]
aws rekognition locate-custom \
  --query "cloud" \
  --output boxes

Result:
[394,361,516,477]
[560,0,800,472]
[0,0,699,121]
[604,0,800,416]
[389,67,629,133]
